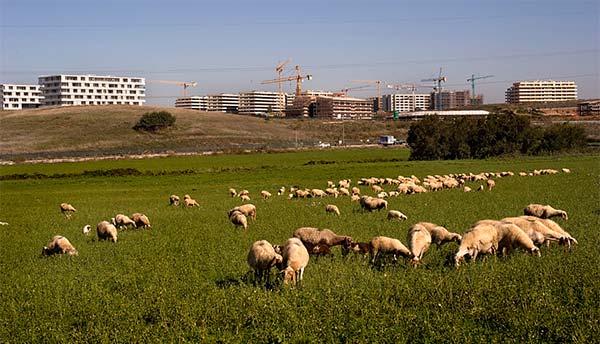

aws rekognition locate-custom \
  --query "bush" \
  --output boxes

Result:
[407,112,587,160]
[133,111,176,132]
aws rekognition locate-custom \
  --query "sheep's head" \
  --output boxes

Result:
[82,225,91,235]
[560,211,569,220]
[281,266,296,285]
[451,233,462,243]
[42,246,50,256]
[110,218,116,226]
[530,247,541,257]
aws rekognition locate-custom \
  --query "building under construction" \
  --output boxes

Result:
[286,93,373,119]
[431,90,482,110]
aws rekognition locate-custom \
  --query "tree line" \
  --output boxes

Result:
[407,112,587,160]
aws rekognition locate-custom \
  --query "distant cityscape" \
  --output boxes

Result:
[2,74,597,117]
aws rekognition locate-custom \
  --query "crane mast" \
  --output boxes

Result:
[421,68,446,111]
[467,74,493,105]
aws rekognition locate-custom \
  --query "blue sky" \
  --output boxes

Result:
[1,0,598,105]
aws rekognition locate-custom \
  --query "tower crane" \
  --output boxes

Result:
[350,79,381,112]
[147,80,198,97]
[339,84,371,96]
[261,65,313,97]
[273,58,292,115]
[467,74,493,105]
[421,68,446,111]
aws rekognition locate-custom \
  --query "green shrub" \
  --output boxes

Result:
[133,111,176,132]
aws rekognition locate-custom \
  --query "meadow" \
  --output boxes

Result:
[0,148,598,343]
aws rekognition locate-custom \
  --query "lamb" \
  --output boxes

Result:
[369,236,413,265]
[247,240,283,283]
[60,203,77,218]
[229,188,237,197]
[229,209,248,230]
[293,227,353,253]
[325,204,340,216]
[261,190,272,200]
[42,235,78,256]
[280,237,310,285]
[169,194,180,206]
[346,241,371,258]
[229,203,257,221]
[359,196,387,212]
[131,213,151,229]
[183,194,200,207]
[97,221,118,242]
[387,210,407,221]
[111,214,137,230]
[524,204,568,220]
[310,243,333,257]
[487,179,496,191]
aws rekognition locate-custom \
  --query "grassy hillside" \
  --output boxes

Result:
[0,105,410,159]
[0,149,598,342]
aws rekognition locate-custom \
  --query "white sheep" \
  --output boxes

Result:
[387,210,407,221]
[454,222,499,267]
[562,168,571,173]
[229,209,248,230]
[131,213,151,229]
[111,214,137,230]
[325,204,340,216]
[277,186,286,196]
[261,190,272,200]
[42,235,78,256]
[495,222,540,257]
[247,240,283,283]
[229,204,257,221]
[169,195,180,206]
[184,194,200,207]
[359,196,387,212]
[487,179,495,191]
[97,221,118,242]
[369,236,413,265]
[408,222,461,266]
[60,203,77,218]
[240,194,251,202]
[229,188,237,197]
[280,237,310,285]
[293,227,353,253]
[524,204,568,220]
[82,225,92,235]
[535,217,578,247]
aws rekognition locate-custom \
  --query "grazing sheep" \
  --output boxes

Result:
[97,221,118,242]
[261,191,272,200]
[111,214,137,230]
[454,222,499,267]
[247,240,283,283]
[387,210,407,221]
[60,203,77,218]
[280,237,310,285]
[339,187,350,196]
[229,210,248,230]
[325,188,339,198]
[495,222,540,257]
[311,189,327,198]
[184,194,200,207]
[524,204,568,220]
[293,227,352,253]
[42,235,78,256]
[82,225,92,235]
[229,204,257,221]
[351,187,361,195]
[240,194,251,202]
[487,179,495,191]
[238,190,250,197]
[131,213,151,229]
[359,196,388,212]
[325,204,340,216]
[371,185,384,194]
[169,195,180,206]
[277,186,286,196]
[562,168,571,173]
[536,218,578,247]
[407,224,431,266]
[351,194,361,202]
[229,188,237,197]
[519,172,528,177]
[369,236,413,265]
[501,216,564,247]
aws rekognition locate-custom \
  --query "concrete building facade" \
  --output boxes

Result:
[207,93,239,113]
[38,74,145,107]
[314,96,373,120]
[175,96,208,110]
[1,84,43,110]
[382,93,431,112]
[505,81,577,103]
[431,90,477,110]
[238,91,286,116]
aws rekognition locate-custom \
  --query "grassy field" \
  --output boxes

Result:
[0,148,598,342]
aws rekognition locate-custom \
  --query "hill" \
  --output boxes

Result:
[0,105,410,160]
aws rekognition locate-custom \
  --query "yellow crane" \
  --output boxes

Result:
[339,84,371,96]
[147,80,198,97]
[261,65,313,97]
[350,79,382,111]
[275,58,292,96]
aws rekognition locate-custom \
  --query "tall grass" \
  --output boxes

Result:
[0,149,598,342]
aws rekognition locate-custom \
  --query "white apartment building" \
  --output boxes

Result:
[175,96,208,110]
[382,93,431,112]
[505,81,577,103]
[207,93,240,113]
[238,91,286,116]
[1,84,43,110]
[38,74,145,107]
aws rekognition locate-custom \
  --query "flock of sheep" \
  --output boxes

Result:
[44,167,575,289]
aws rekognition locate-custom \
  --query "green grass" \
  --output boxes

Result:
[1,149,599,343]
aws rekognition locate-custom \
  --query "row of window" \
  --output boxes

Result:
[3,85,39,90]
[2,92,42,97]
